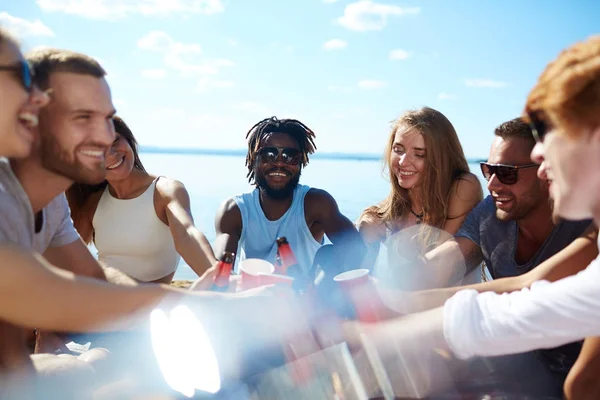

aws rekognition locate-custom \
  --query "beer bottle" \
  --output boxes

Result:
[212,251,235,292]
[275,237,300,275]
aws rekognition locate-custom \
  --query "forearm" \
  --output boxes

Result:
[176,228,217,277]
[406,274,527,313]
[444,261,600,359]
[564,336,600,400]
[0,247,222,332]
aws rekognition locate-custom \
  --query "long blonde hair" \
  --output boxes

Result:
[362,107,470,235]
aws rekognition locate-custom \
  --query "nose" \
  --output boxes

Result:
[486,172,503,193]
[398,153,409,166]
[530,141,544,164]
[29,85,50,108]
[97,118,116,147]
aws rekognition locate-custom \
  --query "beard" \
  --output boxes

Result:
[255,169,301,200]
[39,134,106,185]
[495,182,547,222]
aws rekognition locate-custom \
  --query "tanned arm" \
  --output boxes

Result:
[157,178,217,278]
[400,224,598,314]
[306,189,367,271]
[214,198,243,264]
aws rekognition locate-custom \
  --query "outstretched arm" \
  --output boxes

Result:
[307,189,367,271]
[399,224,598,313]
[0,245,186,331]
[214,198,243,262]
[157,179,217,278]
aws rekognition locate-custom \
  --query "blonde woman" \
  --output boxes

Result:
[358,107,482,288]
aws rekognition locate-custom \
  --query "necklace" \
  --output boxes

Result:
[410,208,424,224]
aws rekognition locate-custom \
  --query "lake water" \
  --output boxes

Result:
[116,152,486,281]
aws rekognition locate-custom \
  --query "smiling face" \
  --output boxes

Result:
[105,133,135,181]
[389,128,427,190]
[486,136,548,221]
[38,72,116,184]
[254,132,301,200]
[0,39,48,158]
[530,127,600,221]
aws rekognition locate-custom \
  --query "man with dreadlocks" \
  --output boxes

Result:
[214,116,366,281]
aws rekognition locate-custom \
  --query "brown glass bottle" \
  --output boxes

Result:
[212,251,235,292]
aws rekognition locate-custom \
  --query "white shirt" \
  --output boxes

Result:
[444,237,600,359]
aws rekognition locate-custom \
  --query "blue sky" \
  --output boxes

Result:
[1,0,599,158]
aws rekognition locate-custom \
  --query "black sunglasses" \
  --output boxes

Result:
[0,60,33,93]
[527,111,551,143]
[480,162,539,185]
[258,146,302,165]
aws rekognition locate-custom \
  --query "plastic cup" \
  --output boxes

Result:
[333,269,370,289]
[239,259,275,290]
[334,269,383,323]
[257,273,294,287]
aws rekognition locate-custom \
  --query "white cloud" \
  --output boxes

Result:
[196,77,235,92]
[141,69,168,79]
[36,0,224,19]
[438,92,458,100]
[464,78,509,88]
[358,79,388,89]
[323,39,348,50]
[0,12,54,37]
[336,0,420,32]
[389,49,410,60]
[138,31,234,77]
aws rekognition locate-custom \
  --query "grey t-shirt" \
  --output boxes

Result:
[455,194,592,379]
[456,195,592,279]
[0,158,80,374]
[0,158,79,252]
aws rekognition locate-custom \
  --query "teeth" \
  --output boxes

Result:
[496,197,511,202]
[269,172,287,177]
[79,149,104,158]
[18,113,38,128]
[399,171,416,176]
[107,157,124,170]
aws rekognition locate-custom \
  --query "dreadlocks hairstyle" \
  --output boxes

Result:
[245,116,317,184]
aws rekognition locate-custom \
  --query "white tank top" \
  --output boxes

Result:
[93,178,180,281]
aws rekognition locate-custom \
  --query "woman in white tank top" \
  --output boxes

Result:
[67,117,216,284]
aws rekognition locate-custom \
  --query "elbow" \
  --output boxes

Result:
[564,369,600,400]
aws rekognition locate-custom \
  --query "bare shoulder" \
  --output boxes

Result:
[215,197,242,231]
[305,188,339,213]
[450,172,482,202]
[155,177,188,200]
[305,188,336,204]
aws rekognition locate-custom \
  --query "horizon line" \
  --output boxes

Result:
[139,145,486,163]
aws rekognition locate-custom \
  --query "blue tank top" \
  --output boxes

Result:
[233,184,322,274]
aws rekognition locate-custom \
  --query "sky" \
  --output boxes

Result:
[1,0,599,158]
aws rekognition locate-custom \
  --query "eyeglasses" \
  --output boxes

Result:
[0,60,33,92]
[258,147,302,165]
[480,162,539,185]
[527,111,551,143]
